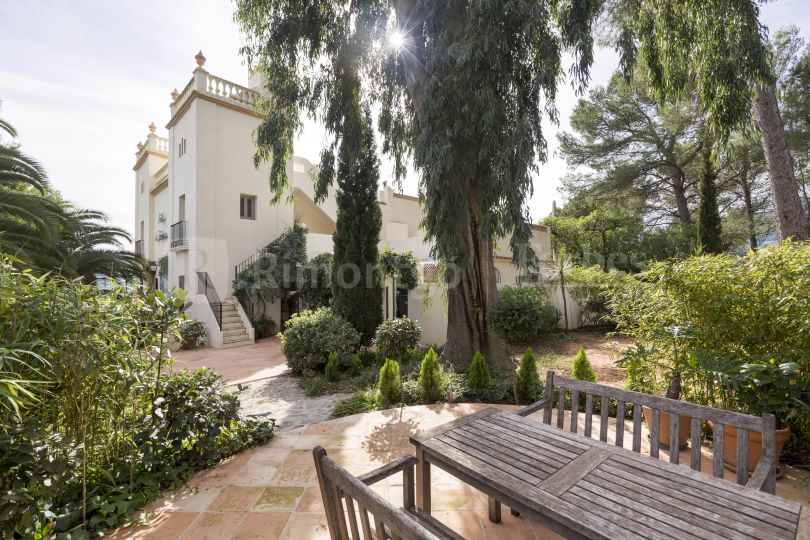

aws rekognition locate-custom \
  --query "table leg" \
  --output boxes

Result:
[488,497,502,523]
[416,447,431,514]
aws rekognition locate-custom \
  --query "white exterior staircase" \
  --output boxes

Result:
[221,299,253,348]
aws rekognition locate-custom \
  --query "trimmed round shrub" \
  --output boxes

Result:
[418,348,445,403]
[279,308,360,374]
[516,348,541,403]
[571,348,597,382]
[373,317,422,361]
[468,351,491,389]
[378,358,402,406]
[489,286,559,345]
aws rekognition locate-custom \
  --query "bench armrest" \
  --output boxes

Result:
[746,452,777,494]
[358,455,418,486]
[517,398,552,417]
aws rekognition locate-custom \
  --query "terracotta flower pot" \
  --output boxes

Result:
[720,425,791,475]
[181,336,198,350]
[642,406,691,451]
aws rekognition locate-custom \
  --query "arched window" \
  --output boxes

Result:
[494,267,501,283]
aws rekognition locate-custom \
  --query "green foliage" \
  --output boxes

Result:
[613,0,770,136]
[571,348,597,383]
[302,376,327,397]
[417,348,445,403]
[378,358,402,406]
[468,351,491,389]
[379,249,420,290]
[373,317,422,362]
[697,136,723,254]
[489,287,559,345]
[325,351,339,382]
[279,308,361,374]
[515,348,541,404]
[333,388,379,418]
[323,105,384,344]
[253,317,277,338]
[349,353,364,376]
[609,242,810,459]
[0,260,274,536]
[566,266,633,327]
[233,224,308,311]
[180,320,207,338]
[300,252,333,309]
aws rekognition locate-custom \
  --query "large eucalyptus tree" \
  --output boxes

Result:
[235,0,601,366]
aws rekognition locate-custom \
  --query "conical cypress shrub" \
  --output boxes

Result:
[515,348,540,403]
[378,358,401,406]
[418,348,444,403]
[571,347,597,383]
[325,351,339,381]
[468,351,491,389]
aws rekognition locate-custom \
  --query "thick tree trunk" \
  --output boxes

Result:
[443,208,509,370]
[754,84,810,241]
[740,177,758,250]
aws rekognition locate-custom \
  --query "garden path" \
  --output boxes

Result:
[171,337,349,432]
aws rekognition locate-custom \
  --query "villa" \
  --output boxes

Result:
[133,52,578,348]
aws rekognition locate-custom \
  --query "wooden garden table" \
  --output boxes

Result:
[410,408,806,540]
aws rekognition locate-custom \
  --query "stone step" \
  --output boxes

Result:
[222,339,254,349]
[223,336,251,345]
[223,329,248,338]
[221,315,242,323]
[222,321,244,330]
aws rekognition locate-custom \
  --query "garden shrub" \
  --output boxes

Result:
[489,286,559,345]
[349,353,364,376]
[608,242,810,462]
[373,317,422,361]
[303,376,327,397]
[0,261,274,537]
[253,317,277,338]
[280,308,361,374]
[418,348,445,403]
[571,348,597,382]
[378,358,402,406]
[179,319,207,349]
[333,388,379,417]
[325,351,340,381]
[468,351,491,389]
[515,348,541,403]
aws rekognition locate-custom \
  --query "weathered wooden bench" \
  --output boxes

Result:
[313,446,464,540]
[519,371,777,492]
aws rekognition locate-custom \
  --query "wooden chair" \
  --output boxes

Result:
[518,371,777,493]
[312,446,464,540]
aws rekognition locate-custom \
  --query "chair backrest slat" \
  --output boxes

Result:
[570,390,580,433]
[599,396,609,442]
[736,428,749,485]
[650,408,661,459]
[690,417,702,471]
[632,404,642,452]
[557,386,566,429]
[584,393,594,438]
[669,413,680,464]
[345,495,361,538]
[615,401,625,448]
[713,422,725,478]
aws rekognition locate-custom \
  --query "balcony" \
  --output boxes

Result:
[134,240,143,256]
[170,221,188,250]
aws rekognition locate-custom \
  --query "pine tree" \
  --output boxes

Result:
[698,135,723,254]
[328,103,383,344]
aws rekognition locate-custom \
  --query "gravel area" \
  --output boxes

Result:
[232,373,350,432]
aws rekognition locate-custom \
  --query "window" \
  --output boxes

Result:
[240,195,256,220]
[178,275,185,290]
[178,137,187,157]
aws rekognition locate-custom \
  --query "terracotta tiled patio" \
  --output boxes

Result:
[111,404,810,540]
[171,337,287,384]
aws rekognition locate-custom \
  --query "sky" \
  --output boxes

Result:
[1,0,809,244]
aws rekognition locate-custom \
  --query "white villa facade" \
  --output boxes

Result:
[133,53,579,349]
